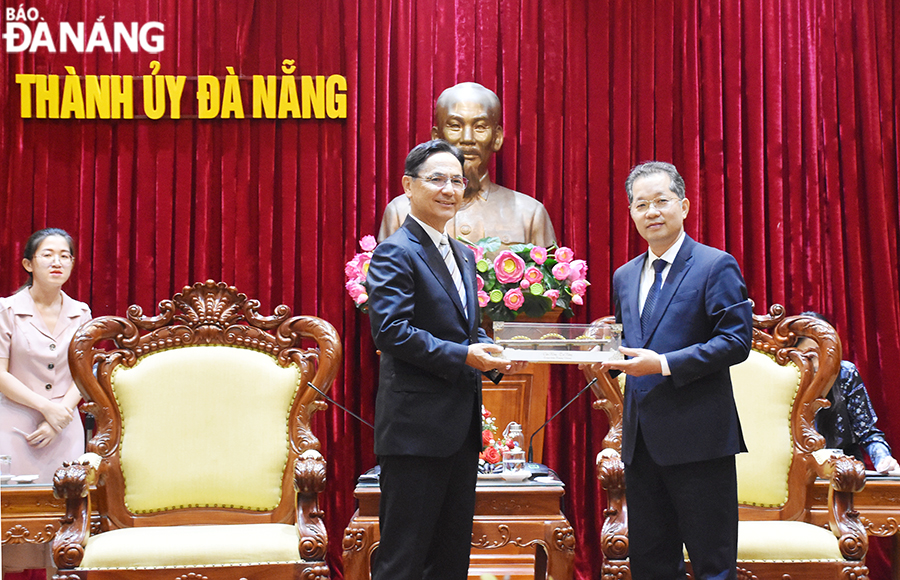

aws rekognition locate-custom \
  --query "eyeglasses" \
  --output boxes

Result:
[412,173,468,191]
[630,196,680,214]
[34,252,74,265]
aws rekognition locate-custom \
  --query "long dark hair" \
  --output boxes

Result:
[19,228,75,291]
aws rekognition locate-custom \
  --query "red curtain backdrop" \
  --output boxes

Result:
[2,0,899,578]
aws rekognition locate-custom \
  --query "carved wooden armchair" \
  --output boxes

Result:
[51,281,342,580]
[588,306,869,580]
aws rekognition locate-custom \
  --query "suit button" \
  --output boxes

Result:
[45,383,53,390]
[49,344,56,351]
[48,363,55,370]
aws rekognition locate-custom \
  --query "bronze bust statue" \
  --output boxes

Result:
[378,82,557,250]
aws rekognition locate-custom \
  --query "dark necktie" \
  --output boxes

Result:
[641,259,667,334]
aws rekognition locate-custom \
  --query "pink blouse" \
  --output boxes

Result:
[0,289,92,483]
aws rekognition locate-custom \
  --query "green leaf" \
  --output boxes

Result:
[475,237,502,253]
[485,302,516,322]
[520,296,552,318]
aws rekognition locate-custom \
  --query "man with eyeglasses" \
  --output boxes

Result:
[366,139,525,580]
[378,82,556,252]
[596,161,753,579]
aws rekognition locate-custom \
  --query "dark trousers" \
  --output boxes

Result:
[625,428,739,580]
[373,435,479,580]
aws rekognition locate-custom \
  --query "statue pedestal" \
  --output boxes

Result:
[481,308,562,464]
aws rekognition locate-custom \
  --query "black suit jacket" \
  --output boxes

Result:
[613,235,753,466]
[367,217,492,457]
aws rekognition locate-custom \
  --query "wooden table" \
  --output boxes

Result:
[2,484,66,545]
[342,472,575,580]
[808,475,900,579]
[2,483,103,546]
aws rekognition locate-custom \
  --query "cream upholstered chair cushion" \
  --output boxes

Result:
[79,523,302,568]
[111,346,300,513]
[731,350,800,507]
[736,521,844,561]
[686,521,844,562]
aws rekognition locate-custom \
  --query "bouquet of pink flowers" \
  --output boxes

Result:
[345,235,588,321]
[473,237,588,322]
[344,235,377,312]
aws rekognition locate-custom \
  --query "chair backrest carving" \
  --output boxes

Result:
[69,280,342,529]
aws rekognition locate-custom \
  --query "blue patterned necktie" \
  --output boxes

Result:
[439,234,467,316]
[641,259,667,334]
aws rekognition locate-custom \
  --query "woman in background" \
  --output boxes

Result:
[0,228,92,579]
[802,311,900,473]
[0,227,91,483]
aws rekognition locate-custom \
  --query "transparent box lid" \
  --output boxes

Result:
[492,321,623,364]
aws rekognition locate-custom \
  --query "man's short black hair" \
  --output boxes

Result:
[801,311,833,326]
[404,139,465,177]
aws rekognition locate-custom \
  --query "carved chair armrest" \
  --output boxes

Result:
[586,362,628,562]
[597,448,629,561]
[294,450,328,561]
[812,450,868,560]
[51,453,101,569]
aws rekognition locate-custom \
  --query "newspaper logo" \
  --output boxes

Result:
[3,6,164,53]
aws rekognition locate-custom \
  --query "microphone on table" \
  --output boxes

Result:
[307,381,374,430]
[526,377,598,468]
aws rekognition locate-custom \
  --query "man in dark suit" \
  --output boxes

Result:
[366,139,524,580]
[601,161,753,580]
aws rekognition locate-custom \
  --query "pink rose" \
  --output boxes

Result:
[530,246,548,265]
[354,292,369,305]
[544,289,560,305]
[503,288,525,311]
[353,253,371,278]
[478,291,490,308]
[359,235,377,252]
[567,259,588,281]
[571,279,590,296]
[552,262,571,280]
[523,266,544,285]
[571,294,583,306]
[520,279,531,290]
[346,281,366,300]
[493,250,526,284]
[469,245,485,261]
[554,246,574,263]
[345,259,361,280]
[476,275,485,291]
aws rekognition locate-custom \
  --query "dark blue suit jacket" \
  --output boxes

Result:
[367,217,492,457]
[613,234,752,466]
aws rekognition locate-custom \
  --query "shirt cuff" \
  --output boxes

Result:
[867,441,891,469]
[660,354,671,376]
